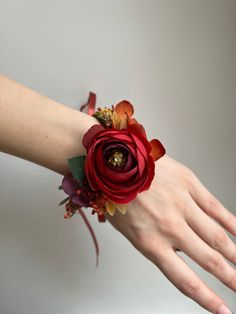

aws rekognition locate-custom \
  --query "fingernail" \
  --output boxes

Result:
[216,304,233,314]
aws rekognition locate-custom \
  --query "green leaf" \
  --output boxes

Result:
[58,196,70,206]
[67,155,86,185]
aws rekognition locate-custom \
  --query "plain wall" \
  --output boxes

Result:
[0,0,235,313]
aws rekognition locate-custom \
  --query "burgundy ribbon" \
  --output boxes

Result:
[80,92,106,222]
[79,91,101,267]
[80,91,96,115]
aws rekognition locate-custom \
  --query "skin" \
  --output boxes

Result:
[0,75,235,313]
[108,156,236,313]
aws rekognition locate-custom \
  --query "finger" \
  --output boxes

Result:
[155,248,226,313]
[188,174,236,236]
[173,220,236,294]
[185,195,236,266]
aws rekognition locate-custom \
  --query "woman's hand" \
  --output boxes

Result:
[107,155,236,314]
[1,76,234,313]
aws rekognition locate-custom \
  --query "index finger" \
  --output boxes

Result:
[155,248,232,314]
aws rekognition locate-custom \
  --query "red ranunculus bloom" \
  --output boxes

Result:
[82,123,165,204]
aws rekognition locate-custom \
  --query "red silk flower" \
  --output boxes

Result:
[59,96,166,266]
[82,101,165,204]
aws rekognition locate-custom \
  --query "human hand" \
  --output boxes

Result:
[107,155,236,314]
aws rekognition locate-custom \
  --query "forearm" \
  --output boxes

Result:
[0,75,98,175]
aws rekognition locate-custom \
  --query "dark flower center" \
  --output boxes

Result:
[107,149,127,167]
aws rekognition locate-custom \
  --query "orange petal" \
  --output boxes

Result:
[119,117,128,129]
[149,139,166,161]
[112,110,121,129]
[114,101,134,119]
[128,122,147,138]
[112,103,130,129]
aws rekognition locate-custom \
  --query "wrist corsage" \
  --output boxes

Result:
[58,92,166,266]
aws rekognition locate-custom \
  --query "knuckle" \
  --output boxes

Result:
[180,164,192,175]
[132,232,148,251]
[133,232,159,258]
[207,299,223,312]
[172,195,187,211]
[231,248,236,264]
[183,167,197,186]
[158,216,182,238]
[213,230,229,250]
[134,234,172,267]
[203,253,223,272]
[227,273,236,291]
[206,196,221,216]
[178,279,201,297]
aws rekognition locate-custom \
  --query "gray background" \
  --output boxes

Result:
[0,0,235,313]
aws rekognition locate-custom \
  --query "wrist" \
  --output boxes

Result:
[57,109,99,176]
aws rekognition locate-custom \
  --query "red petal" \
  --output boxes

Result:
[101,163,138,183]
[82,124,105,150]
[149,139,166,161]
[128,118,138,125]
[138,156,155,193]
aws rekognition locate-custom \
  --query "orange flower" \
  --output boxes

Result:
[112,100,164,161]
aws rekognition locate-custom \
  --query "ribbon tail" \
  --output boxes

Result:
[78,91,100,266]
[97,212,106,222]
[80,91,96,116]
[78,208,99,268]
